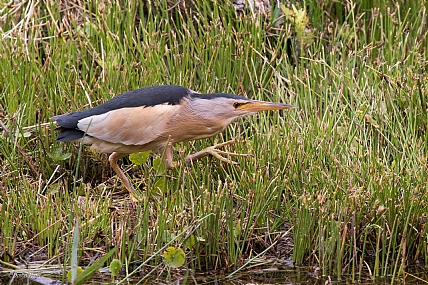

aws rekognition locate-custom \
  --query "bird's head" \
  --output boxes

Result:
[189,93,296,125]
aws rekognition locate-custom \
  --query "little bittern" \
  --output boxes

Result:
[52,85,295,200]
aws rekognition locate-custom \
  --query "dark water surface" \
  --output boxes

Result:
[2,265,428,285]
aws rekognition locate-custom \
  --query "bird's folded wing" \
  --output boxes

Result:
[77,104,180,145]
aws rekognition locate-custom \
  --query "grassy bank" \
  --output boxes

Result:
[1,0,427,282]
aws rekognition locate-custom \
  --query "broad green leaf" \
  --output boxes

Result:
[183,235,196,249]
[163,247,185,268]
[153,177,165,190]
[129,151,150,166]
[48,148,72,161]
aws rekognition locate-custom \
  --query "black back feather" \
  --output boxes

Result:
[51,85,192,129]
[192,93,250,101]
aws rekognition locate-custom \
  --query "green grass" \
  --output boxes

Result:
[1,0,427,283]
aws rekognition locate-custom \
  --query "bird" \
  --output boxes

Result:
[52,85,295,200]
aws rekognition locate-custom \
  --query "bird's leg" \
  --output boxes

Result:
[184,139,252,166]
[109,152,140,202]
[162,142,176,170]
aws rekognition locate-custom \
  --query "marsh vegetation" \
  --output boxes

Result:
[1,0,427,283]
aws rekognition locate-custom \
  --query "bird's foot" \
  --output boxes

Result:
[184,139,252,166]
[128,191,142,202]
[118,181,142,202]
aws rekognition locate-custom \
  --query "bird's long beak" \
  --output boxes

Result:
[238,101,297,112]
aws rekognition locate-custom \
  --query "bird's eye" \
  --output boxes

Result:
[233,102,244,109]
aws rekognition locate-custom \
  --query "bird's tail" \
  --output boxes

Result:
[54,127,85,142]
